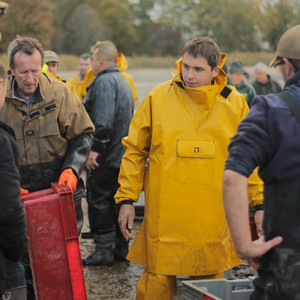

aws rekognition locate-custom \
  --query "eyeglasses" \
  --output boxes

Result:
[274,58,285,72]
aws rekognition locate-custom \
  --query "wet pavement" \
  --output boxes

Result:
[80,218,144,300]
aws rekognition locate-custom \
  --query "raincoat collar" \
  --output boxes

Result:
[170,53,230,110]
[117,53,128,72]
[171,52,228,89]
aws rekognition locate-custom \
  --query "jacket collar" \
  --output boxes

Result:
[95,64,119,79]
[7,73,55,104]
[284,71,300,88]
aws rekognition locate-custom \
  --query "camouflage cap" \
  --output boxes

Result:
[270,25,300,67]
[44,50,59,63]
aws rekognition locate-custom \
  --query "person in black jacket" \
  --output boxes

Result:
[223,25,300,299]
[0,61,26,297]
[83,41,134,266]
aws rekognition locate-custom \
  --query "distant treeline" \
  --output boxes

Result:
[0,52,275,70]
[0,0,299,57]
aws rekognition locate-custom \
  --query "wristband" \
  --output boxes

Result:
[120,200,134,205]
[254,204,264,211]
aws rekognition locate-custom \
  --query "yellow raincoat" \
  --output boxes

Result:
[115,54,263,276]
[118,53,138,107]
[67,74,85,101]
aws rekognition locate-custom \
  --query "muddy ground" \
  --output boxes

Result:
[59,67,277,299]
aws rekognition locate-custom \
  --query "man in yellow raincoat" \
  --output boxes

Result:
[115,36,263,299]
[67,53,92,102]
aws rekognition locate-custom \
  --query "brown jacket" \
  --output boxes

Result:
[0,73,94,191]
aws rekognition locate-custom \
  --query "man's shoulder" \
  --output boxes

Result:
[0,120,15,139]
[40,73,74,98]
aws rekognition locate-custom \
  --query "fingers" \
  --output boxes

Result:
[124,229,133,241]
[118,205,135,241]
[119,218,133,241]
[247,258,259,270]
[86,158,99,170]
[265,236,283,250]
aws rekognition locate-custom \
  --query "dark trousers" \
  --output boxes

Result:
[251,249,300,300]
[86,165,127,249]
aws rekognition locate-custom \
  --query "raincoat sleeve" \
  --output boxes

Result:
[57,84,95,177]
[115,96,151,203]
[226,96,265,207]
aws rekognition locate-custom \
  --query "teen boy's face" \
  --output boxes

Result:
[182,53,220,88]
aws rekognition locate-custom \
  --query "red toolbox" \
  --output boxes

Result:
[21,183,87,300]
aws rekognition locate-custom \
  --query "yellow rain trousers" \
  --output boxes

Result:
[136,270,224,300]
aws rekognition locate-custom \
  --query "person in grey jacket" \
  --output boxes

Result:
[83,41,134,266]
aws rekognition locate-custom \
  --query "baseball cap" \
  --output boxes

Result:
[229,59,247,74]
[44,50,59,63]
[269,24,300,67]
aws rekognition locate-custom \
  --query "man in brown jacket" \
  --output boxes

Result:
[1,37,94,300]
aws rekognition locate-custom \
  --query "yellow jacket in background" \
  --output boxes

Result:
[118,53,138,106]
[67,74,85,102]
[115,54,263,276]
[43,68,80,100]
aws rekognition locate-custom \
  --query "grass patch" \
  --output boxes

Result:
[0,51,276,70]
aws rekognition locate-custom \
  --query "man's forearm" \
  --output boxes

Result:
[223,170,252,258]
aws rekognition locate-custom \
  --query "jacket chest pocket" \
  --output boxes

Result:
[176,139,215,185]
[37,105,60,138]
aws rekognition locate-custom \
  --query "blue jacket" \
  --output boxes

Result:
[84,65,134,168]
[225,71,300,183]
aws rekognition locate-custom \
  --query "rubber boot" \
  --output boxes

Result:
[82,233,114,266]
[113,235,129,262]
[2,286,27,300]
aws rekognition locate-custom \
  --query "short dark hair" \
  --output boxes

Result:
[80,53,92,61]
[183,37,221,70]
[10,37,44,69]
[0,61,7,82]
[288,58,300,72]
[94,41,118,64]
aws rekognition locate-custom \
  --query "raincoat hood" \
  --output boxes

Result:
[172,52,228,87]
[117,53,128,72]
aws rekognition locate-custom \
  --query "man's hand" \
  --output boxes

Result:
[118,204,135,241]
[239,235,283,262]
[58,168,77,193]
[86,151,99,170]
[254,210,264,237]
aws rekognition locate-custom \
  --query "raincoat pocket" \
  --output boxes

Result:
[176,139,215,185]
